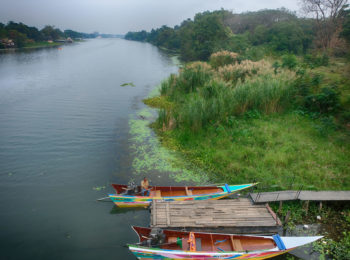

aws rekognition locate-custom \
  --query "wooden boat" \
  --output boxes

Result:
[109,183,256,207]
[128,226,323,259]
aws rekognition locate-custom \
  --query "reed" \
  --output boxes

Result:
[157,53,295,132]
[209,50,239,69]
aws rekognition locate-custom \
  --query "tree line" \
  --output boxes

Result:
[0,21,97,48]
[125,4,350,61]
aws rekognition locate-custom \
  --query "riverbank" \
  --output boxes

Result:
[143,51,350,259]
[0,41,64,53]
[144,52,350,190]
[270,200,350,259]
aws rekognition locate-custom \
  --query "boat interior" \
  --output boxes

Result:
[112,184,223,197]
[133,226,277,252]
[149,186,223,197]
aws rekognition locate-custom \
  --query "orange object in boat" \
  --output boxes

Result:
[188,232,196,251]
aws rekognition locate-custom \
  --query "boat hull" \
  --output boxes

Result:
[129,245,294,259]
[109,184,254,208]
[128,227,322,260]
[110,193,230,208]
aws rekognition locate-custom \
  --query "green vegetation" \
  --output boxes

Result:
[120,82,136,87]
[125,9,316,61]
[20,41,62,49]
[129,5,350,258]
[0,21,96,49]
[269,201,350,259]
[144,51,350,190]
[128,108,209,183]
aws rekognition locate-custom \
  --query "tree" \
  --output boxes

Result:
[340,5,350,43]
[8,30,27,47]
[301,0,349,50]
[269,21,307,53]
[41,25,63,41]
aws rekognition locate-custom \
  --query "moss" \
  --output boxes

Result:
[143,96,173,109]
[128,108,209,183]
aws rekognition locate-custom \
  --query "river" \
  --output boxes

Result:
[0,39,178,260]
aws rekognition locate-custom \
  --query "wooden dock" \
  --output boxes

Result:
[150,198,282,234]
[250,190,350,203]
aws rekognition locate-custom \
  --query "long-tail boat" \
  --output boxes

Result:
[128,226,323,259]
[109,183,256,207]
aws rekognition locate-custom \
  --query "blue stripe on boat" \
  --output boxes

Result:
[273,234,286,250]
[225,184,231,193]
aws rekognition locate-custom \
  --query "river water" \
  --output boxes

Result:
[0,39,178,260]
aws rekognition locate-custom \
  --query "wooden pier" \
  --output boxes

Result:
[150,198,282,235]
[250,190,350,203]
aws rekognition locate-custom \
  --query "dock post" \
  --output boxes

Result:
[278,201,283,215]
[304,200,309,215]
[284,210,291,225]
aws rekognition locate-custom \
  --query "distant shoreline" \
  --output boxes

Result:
[0,42,65,53]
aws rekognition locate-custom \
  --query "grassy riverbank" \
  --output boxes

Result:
[143,51,350,259]
[144,51,350,190]
[23,41,63,48]
[0,41,63,52]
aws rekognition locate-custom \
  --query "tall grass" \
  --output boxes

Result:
[209,51,239,69]
[157,51,296,132]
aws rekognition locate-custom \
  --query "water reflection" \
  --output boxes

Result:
[109,205,147,215]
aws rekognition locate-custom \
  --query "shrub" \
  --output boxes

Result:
[305,86,340,114]
[282,54,298,70]
[241,46,266,61]
[209,51,239,69]
[303,53,329,68]
[231,74,295,115]
[161,62,214,99]
[216,59,273,84]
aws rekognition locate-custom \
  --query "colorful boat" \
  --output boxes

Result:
[128,226,323,259]
[109,183,256,208]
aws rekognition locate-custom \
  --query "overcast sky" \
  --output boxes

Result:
[0,0,300,34]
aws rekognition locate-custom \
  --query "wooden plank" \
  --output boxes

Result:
[232,239,243,251]
[266,203,282,226]
[250,190,350,203]
[152,201,156,226]
[151,199,282,232]
[230,236,235,251]
[166,203,170,226]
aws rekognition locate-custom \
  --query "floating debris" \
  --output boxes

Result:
[93,186,106,191]
[120,82,135,87]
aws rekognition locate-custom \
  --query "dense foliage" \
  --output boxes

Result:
[144,51,350,190]
[0,21,96,49]
[126,6,350,61]
[125,9,318,61]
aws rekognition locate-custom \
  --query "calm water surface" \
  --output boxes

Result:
[0,39,178,260]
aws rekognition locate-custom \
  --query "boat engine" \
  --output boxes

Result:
[121,180,138,195]
[141,228,165,247]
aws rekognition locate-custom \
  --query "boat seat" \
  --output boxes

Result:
[150,190,161,197]
[185,187,193,196]
[168,237,178,244]
[181,238,202,251]
[195,238,202,251]
[232,239,243,251]
[182,239,188,250]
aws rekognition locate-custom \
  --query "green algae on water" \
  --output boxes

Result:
[129,107,208,183]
